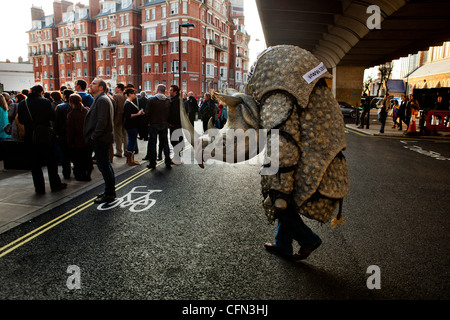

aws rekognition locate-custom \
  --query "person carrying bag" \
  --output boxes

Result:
[17,85,66,194]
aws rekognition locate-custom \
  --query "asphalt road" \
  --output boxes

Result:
[0,128,449,307]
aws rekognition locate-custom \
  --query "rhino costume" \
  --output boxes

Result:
[179,45,349,260]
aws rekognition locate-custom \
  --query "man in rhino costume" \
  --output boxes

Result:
[180,45,349,261]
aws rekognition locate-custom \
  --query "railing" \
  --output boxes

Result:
[57,46,87,53]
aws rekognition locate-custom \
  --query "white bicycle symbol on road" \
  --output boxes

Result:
[97,187,163,212]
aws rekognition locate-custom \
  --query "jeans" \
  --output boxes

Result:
[126,128,139,153]
[148,124,170,167]
[92,141,115,197]
[275,208,321,256]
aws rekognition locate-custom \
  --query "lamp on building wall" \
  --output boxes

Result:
[179,23,195,91]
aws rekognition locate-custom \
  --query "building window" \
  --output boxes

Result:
[144,63,151,73]
[119,65,124,75]
[144,81,151,92]
[170,21,179,34]
[161,24,167,37]
[155,63,159,73]
[128,65,132,75]
[182,40,187,53]
[154,45,159,56]
[236,71,241,82]
[182,61,187,72]
[106,67,110,76]
[206,63,214,77]
[98,67,103,76]
[162,6,166,18]
[83,52,88,62]
[171,60,179,73]
[146,27,156,42]
[171,41,179,54]
[144,44,151,56]
[182,80,187,92]
[121,32,130,45]
[98,51,103,60]
[84,68,88,77]
[170,2,178,14]
[163,62,167,73]
[127,48,132,58]
[182,1,188,14]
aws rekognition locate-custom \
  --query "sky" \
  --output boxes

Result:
[0,0,266,65]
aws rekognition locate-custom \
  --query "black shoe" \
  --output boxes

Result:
[157,156,162,161]
[35,189,45,195]
[147,164,156,170]
[165,163,172,169]
[142,156,149,161]
[293,239,322,261]
[94,195,116,204]
[52,183,67,192]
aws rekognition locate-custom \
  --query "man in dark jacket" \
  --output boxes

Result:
[84,78,116,203]
[144,84,171,170]
[199,93,217,132]
[184,92,198,125]
[168,85,184,162]
[17,85,67,194]
[54,89,74,179]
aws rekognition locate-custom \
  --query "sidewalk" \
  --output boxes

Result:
[345,113,450,140]
[0,139,149,234]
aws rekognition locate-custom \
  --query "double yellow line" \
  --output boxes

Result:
[0,167,151,259]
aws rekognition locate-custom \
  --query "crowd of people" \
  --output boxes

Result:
[0,79,227,204]
[358,92,448,133]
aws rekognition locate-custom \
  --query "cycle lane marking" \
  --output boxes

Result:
[0,166,153,258]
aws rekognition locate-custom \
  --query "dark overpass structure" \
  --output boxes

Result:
[255,0,450,104]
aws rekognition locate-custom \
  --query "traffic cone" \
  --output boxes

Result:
[408,115,416,133]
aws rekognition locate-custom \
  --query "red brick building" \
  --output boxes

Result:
[27,0,249,96]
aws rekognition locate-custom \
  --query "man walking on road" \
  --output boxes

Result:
[84,78,116,204]
[144,84,171,170]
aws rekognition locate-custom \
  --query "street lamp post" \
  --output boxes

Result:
[179,23,195,91]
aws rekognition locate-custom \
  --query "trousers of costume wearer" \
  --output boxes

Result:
[275,208,320,256]
[148,124,170,167]
[92,141,116,197]
[28,143,62,193]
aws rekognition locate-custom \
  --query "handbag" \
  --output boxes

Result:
[3,123,11,135]
[25,99,53,146]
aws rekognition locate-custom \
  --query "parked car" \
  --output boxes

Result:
[339,101,361,119]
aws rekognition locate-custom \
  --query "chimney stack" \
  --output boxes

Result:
[89,0,101,19]
[31,6,45,21]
